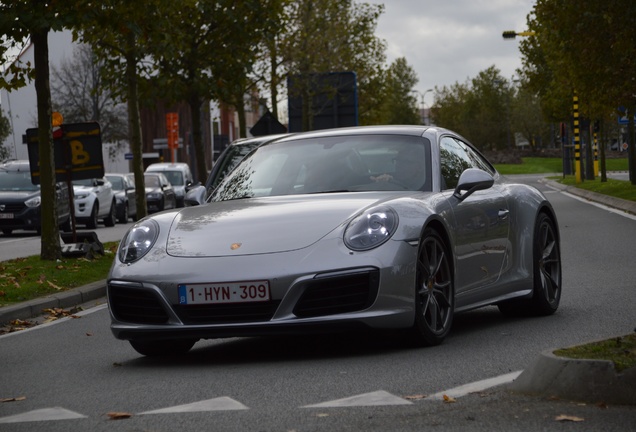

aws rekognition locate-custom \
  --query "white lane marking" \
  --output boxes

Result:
[427,370,522,400]
[0,304,108,340]
[302,390,412,408]
[562,192,636,220]
[139,397,248,414]
[0,407,87,424]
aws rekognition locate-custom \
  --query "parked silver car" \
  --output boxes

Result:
[108,125,561,356]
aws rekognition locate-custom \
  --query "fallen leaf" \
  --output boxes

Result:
[404,394,427,400]
[113,362,123,367]
[443,394,456,403]
[107,411,132,420]
[315,413,329,417]
[1,396,26,403]
[555,414,584,422]
[86,332,93,336]
[46,280,63,290]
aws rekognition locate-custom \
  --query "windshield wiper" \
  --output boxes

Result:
[307,189,350,194]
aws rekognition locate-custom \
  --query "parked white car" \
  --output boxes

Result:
[72,177,117,228]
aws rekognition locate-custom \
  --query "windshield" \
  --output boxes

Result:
[211,134,431,202]
[144,175,160,188]
[207,141,267,193]
[160,170,183,186]
[106,176,124,190]
[0,170,39,192]
[73,178,96,187]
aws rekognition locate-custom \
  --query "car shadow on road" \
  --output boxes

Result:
[121,307,544,368]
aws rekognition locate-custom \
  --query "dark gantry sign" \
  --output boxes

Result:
[250,110,288,137]
[25,122,104,184]
[287,71,358,132]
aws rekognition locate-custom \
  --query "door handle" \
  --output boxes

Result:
[498,209,509,220]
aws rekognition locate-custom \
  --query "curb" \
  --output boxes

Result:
[0,280,106,324]
[508,347,636,405]
[540,178,636,215]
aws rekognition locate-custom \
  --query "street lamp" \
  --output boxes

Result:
[422,88,433,125]
[502,30,536,39]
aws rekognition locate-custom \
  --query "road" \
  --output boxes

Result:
[0,175,635,431]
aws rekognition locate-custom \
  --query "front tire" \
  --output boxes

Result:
[104,200,116,227]
[118,203,129,224]
[86,203,98,229]
[410,228,454,346]
[498,212,561,316]
[129,339,197,357]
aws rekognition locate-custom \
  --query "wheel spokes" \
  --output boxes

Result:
[418,237,452,332]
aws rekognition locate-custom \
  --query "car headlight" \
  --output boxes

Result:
[118,219,159,263]
[344,206,398,251]
[75,192,89,200]
[25,196,41,208]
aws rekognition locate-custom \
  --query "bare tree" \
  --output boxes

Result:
[50,43,128,159]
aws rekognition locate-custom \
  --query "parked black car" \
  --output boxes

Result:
[106,173,137,223]
[144,172,176,213]
[0,160,71,235]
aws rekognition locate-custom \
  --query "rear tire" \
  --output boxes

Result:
[129,339,197,357]
[104,200,116,227]
[498,212,561,316]
[409,227,454,346]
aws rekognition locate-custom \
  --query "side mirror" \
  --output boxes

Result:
[453,168,494,202]
[184,185,206,206]
[95,178,105,186]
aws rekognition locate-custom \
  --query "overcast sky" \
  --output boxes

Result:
[375,0,535,105]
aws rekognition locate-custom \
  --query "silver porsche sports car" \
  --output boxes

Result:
[108,125,561,356]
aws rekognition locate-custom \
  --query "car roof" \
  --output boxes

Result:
[146,163,190,169]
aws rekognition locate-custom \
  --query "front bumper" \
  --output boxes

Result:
[0,205,41,232]
[108,237,418,341]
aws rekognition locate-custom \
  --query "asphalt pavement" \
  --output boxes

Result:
[1,177,635,424]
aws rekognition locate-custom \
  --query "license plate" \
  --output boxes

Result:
[178,280,270,305]
[0,213,13,219]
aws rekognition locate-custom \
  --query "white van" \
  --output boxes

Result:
[145,162,193,207]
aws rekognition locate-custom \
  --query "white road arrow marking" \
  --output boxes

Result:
[302,390,412,408]
[0,407,87,424]
[139,397,248,414]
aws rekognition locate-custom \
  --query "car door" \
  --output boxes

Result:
[439,136,511,298]
[160,174,176,208]
[124,176,136,217]
[94,178,112,215]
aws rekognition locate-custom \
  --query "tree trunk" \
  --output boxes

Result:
[628,101,636,186]
[125,36,147,220]
[269,43,278,120]
[189,93,207,184]
[33,27,61,261]
[236,100,247,138]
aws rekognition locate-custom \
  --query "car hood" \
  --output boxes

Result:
[166,193,400,257]
[0,190,40,201]
[73,185,96,193]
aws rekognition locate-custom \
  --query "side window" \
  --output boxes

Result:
[439,137,495,190]
[439,137,471,190]
[457,139,496,175]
